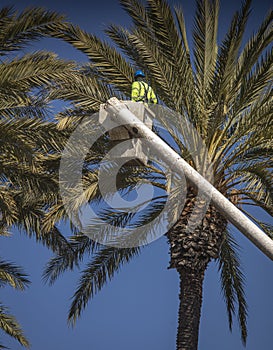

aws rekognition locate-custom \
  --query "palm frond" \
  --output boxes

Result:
[227,165,273,207]
[0,188,19,226]
[234,9,273,94]
[240,209,273,239]
[209,0,251,134]
[43,235,97,285]
[50,23,133,94]
[193,0,219,107]
[0,6,65,56]
[211,86,272,168]
[82,194,167,247]
[174,6,190,54]
[218,230,248,345]
[68,246,141,324]
[0,52,77,94]
[240,194,273,218]
[119,0,148,29]
[48,72,123,110]
[0,115,66,155]
[42,203,69,234]
[0,260,30,290]
[145,0,183,60]
[15,203,72,254]
[233,46,273,114]
[242,146,273,163]
[0,303,30,348]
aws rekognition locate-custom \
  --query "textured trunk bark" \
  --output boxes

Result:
[176,266,206,350]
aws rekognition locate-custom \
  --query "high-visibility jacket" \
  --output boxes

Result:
[131,81,157,104]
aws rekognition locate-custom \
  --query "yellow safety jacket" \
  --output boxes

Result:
[131,81,157,104]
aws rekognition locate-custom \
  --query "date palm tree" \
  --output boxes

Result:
[43,0,272,349]
[0,6,82,347]
[0,6,79,248]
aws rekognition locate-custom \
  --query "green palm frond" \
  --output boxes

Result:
[145,0,184,61]
[0,187,19,226]
[42,202,71,235]
[115,164,167,191]
[215,0,251,100]
[234,47,273,114]
[211,87,272,169]
[0,259,30,349]
[0,260,30,290]
[0,89,31,110]
[51,23,133,93]
[36,226,72,254]
[82,194,167,247]
[205,1,252,138]
[218,231,248,345]
[0,52,76,95]
[241,194,273,218]
[173,6,190,55]
[0,115,65,158]
[119,0,148,29]
[0,6,65,56]
[237,165,272,197]
[0,304,30,348]
[193,0,219,104]
[44,239,141,325]
[243,213,273,239]
[43,161,167,238]
[43,235,97,285]
[68,246,141,325]
[242,146,273,163]
[14,199,72,253]
[0,116,69,254]
[55,108,90,130]
[48,71,123,110]
[105,24,140,62]
[234,9,273,94]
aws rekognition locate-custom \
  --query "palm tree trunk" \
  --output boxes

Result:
[176,266,206,350]
[166,193,225,349]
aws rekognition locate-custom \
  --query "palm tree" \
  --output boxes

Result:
[43,0,272,349]
[0,6,84,347]
[0,6,80,248]
[0,259,30,348]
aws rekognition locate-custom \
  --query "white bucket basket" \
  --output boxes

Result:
[99,101,155,165]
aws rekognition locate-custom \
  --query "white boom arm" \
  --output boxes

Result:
[104,97,273,261]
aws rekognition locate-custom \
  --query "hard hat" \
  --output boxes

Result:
[134,70,145,78]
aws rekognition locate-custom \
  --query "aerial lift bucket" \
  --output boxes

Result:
[99,101,155,165]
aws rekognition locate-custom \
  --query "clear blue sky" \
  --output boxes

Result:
[1,1,273,349]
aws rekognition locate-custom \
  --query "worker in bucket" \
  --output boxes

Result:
[131,70,158,104]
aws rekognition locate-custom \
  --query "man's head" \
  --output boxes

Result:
[134,70,145,81]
